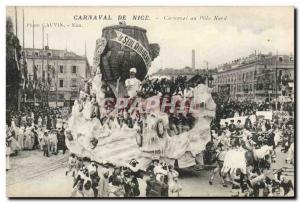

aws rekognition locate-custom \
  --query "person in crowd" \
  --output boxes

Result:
[161,175,169,197]
[169,176,182,197]
[6,141,11,171]
[279,176,294,196]
[42,131,50,157]
[98,169,110,197]
[66,153,77,177]
[71,179,85,197]
[123,169,140,197]
[82,180,94,197]
[49,131,58,155]
[57,129,67,154]
[109,167,125,197]
[229,120,236,132]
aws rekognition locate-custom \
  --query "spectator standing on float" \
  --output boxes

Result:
[125,67,141,98]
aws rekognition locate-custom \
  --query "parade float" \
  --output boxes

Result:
[65,23,216,171]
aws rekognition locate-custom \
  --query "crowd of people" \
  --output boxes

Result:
[6,105,68,170]
[6,67,294,198]
[136,74,210,99]
[66,68,294,197]
[204,100,294,197]
[214,97,294,121]
[67,155,182,197]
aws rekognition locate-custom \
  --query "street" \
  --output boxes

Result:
[6,147,294,197]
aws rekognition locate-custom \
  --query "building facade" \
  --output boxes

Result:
[214,53,294,101]
[24,47,91,107]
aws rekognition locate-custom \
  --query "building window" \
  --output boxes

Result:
[59,79,64,88]
[34,52,39,57]
[47,52,52,57]
[59,65,64,73]
[72,66,77,74]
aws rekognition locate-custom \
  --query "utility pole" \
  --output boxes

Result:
[46,33,49,106]
[41,25,45,107]
[275,51,278,110]
[22,9,24,50]
[206,61,209,87]
[14,7,18,37]
[32,19,35,106]
[56,61,59,107]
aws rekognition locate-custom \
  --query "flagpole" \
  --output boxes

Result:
[41,25,45,107]
[14,6,21,110]
[21,8,25,109]
[46,33,49,106]
[32,19,35,66]
[15,7,18,37]
[32,19,35,104]
[22,9,24,49]
[56,61,58,107]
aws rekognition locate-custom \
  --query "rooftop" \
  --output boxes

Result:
[23,47,88,61]
[216,52,294,72]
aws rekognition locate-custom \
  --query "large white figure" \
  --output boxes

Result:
[125,68,141,98]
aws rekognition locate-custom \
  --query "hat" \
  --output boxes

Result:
[152,155,160,162]
[129,158,139,166]
[123,170,131,177]
[130,67,137,73]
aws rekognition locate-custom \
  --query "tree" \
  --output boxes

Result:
[6,16,21,112]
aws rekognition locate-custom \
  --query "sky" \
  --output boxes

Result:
[7,6,294,74]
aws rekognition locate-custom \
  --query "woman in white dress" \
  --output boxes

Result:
[38,116,43,128]
[24,127,34,150]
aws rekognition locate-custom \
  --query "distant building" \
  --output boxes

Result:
[214,53,294,101]
[152,66,207,80]
[23,47,91,107]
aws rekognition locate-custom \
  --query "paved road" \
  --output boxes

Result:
[6,147,294,197]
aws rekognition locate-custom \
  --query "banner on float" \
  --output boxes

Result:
[111,30,151,67]
[220,115,256,127]
[256,111,272,120]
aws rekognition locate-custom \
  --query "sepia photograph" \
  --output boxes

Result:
[5,6,295,198]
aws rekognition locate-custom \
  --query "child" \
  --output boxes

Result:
[66,153,77,177]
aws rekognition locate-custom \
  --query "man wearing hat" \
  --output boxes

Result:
[229,119,236,132]
[42,131,50,157]
[125,67,141,98]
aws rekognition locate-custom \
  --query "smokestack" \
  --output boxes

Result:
[192,49,195,69]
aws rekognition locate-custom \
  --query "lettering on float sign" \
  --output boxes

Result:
[111,30,151,68]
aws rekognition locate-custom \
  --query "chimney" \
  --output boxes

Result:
[192,49,195,69]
